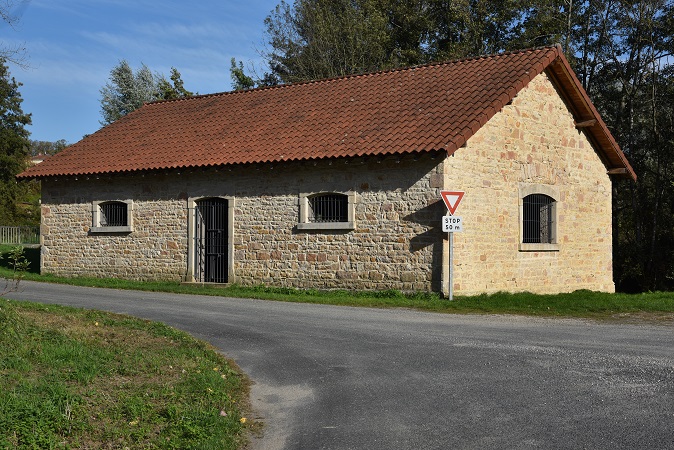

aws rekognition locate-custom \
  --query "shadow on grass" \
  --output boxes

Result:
[0,245,40,274]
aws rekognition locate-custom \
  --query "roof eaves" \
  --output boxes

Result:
[18,148,431,181]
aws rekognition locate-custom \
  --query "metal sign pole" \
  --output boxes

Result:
[449,230,454,301]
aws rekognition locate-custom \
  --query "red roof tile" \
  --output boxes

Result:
[18,45,635,180]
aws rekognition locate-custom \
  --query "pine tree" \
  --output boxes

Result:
[99,60,158,125]
[156,67,194,100]
[100,61,194,124]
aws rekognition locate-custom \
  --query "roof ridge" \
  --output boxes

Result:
[146,45,563,107]
[145,90,236,106]
[304,44,561,83]
[407,44,561,68]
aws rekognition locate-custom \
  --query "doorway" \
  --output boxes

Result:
[194,198,229,283]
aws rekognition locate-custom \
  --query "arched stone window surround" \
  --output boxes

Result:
[518,184,560,252]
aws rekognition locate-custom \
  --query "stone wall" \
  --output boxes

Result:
[40,155,445,291]
[446,71,614,294]
[40,176,189,280]
[230,156,443,290]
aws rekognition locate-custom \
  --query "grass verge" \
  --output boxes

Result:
[3,271,674,323]
[0,299,253,449]
[2,245,673,322]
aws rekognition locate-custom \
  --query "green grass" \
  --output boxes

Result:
[0,299,253,449]
[2,244,674,322]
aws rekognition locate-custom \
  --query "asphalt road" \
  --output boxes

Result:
[8,281,674,449]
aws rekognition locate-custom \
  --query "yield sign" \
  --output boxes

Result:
[440,191,464,215]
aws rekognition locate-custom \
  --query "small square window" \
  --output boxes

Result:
[297,192,356,231]
[91,200,133,233]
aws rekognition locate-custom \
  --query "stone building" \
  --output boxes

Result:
[19,46,635,295]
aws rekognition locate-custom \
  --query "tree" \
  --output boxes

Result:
[229,58,280,90]
[99,60,156,125]
[259,0,555,83]
[503,0,581,54]
[0,57,31,226]
[230,58,257,91]
[100,62,193,125]
[260,0,577,84]
[156,67,194,100]
[425,0,529,60]
[0,246,30,296]
[263,0,396,83]
[29,139,68,156]
[375,0,430,66]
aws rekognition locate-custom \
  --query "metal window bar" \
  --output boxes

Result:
[522,194,554,244]
[100,202,128,227]
[309,194,348,222]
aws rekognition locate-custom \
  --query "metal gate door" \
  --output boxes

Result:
[195,198,228,283]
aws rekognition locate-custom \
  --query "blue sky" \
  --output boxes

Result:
[3,0,278,144]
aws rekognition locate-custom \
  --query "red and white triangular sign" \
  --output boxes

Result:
[440,191,464,215]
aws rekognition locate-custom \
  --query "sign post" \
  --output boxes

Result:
[440,191,464,300]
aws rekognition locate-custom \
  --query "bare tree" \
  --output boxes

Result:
[0,0,30,67]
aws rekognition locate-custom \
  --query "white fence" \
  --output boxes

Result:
[0,226,40,245]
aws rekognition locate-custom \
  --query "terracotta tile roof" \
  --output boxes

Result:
[18,45,635,180]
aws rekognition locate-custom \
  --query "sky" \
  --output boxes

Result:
[2,0,278,144]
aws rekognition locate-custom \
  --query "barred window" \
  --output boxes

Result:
[297,191,356,231]
[91,200,133,233]
[522,194,555,244]
[99,201,128,227]
[308,193,348,223]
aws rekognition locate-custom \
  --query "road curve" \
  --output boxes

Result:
[8,281,674,450]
